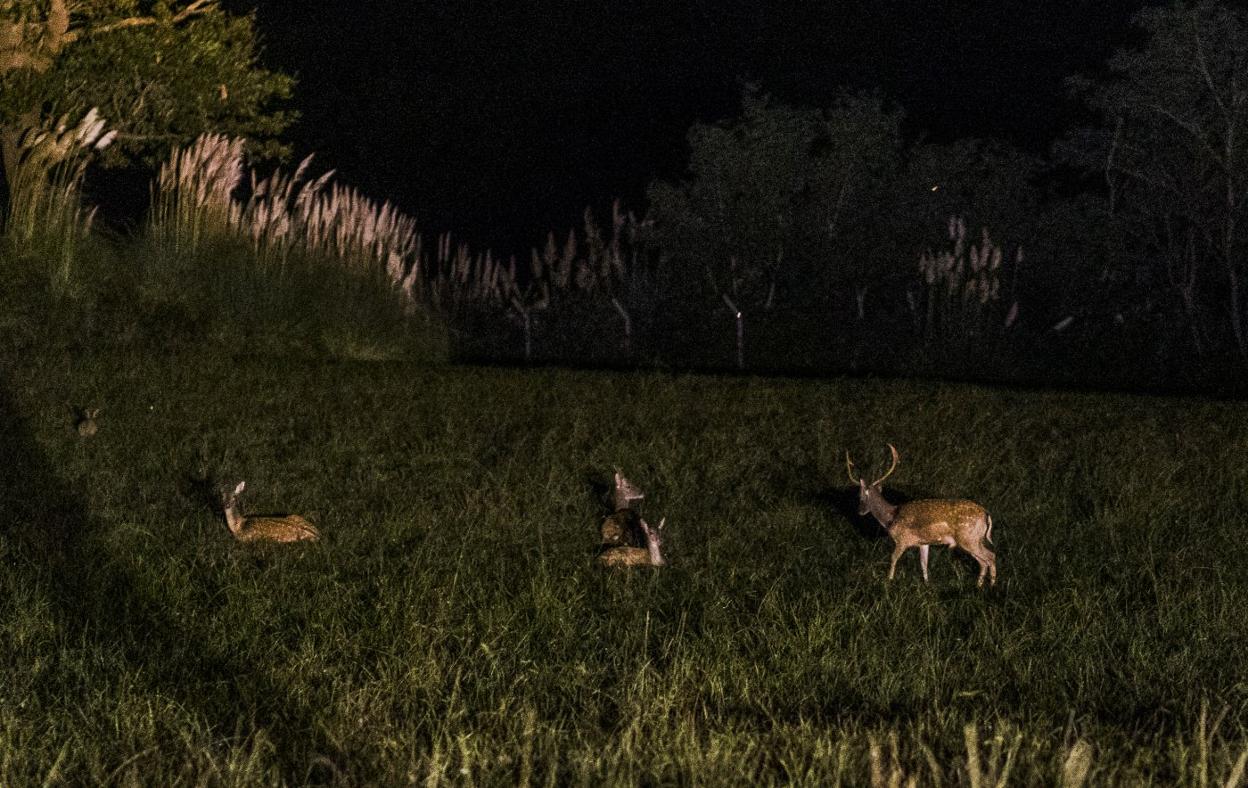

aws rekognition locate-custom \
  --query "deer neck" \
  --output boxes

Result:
[866,494,899,530]
[223,503,245,535]
[613,493,641,511]
[645,534,665,566]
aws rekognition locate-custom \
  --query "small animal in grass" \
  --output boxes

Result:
[597,516,667,568]
[73,407,100,438]
[847,444,997,587]
[219,480,320,544]
[599,468,647,548]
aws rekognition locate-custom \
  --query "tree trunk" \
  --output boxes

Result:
[1224,121,1246,361]
[722,293,744,370]
[611,297,631,357]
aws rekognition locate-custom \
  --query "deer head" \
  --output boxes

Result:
[846,444,900,523]
[220,480,247,533]
[640,516,666,566]
[611,468,644,511]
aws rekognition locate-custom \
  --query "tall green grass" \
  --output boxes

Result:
[1,108,116,298]
[141,134,443,360]
[2,345,1246,784]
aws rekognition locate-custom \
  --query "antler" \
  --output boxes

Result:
[872,444,900,486]
[848,444,898,487]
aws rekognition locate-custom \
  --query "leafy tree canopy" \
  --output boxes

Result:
[0,0,294,169]
[646,85,905,309]
[1063,0,1248,357]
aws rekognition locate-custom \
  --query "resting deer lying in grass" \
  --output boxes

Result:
[71,406,100,438]
[847,444,996,587]
[599,468,646,548]
[220,480,320,544]
[597,516,666,568]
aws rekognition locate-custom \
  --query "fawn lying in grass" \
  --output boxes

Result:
[597,516,666,568]
[596,469,667,567]
[220,480,320,544]
[847,444,996,587]
[72,406,100,438]
[600,468,646,548]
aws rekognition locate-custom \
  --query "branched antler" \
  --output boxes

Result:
[846,443,900,486]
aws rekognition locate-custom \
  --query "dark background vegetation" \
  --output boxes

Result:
[12,1,1248,392]
[233,1,1147,252]
[193,1,1248,393]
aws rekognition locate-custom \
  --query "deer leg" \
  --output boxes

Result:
[919,545,930,582]
[955,544,987,587]
[888,544,908,581]
[983,545,997,586]
[968,547,992,588]
[968,542,997,587]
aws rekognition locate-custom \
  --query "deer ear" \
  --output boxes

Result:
[657,517,666,530]
[234,480,246,495]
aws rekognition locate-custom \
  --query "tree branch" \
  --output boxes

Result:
[61,0,218,45]
[0,49,52,74]
[1190,13,1230,119]
[1145,101,1226,166]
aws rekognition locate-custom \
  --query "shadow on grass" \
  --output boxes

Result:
[0,365,331,780]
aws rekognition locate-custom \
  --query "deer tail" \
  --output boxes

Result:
[985,514,994,544]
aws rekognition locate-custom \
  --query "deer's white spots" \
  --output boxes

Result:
[847,444,997,587]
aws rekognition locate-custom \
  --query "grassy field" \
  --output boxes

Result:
[2,346,1247,785]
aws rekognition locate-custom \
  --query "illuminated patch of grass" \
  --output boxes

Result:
[1,348,1246,784]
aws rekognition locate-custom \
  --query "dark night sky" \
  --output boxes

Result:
[232,2,1160,256]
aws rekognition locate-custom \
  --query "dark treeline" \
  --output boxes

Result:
[439,2,1248,395]
[5,3,1248,397]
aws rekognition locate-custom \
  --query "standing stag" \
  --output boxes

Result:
[846,444,996,587]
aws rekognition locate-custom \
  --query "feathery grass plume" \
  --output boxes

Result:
[522,200,651,358]
[415,232,504,315]
[413,199,649,362]
[237,158,420,292]
[150,133,246,257]
[2,107,115,296]
[912,216,1022,350]
[153,134,422,299]
[144,134,440,358]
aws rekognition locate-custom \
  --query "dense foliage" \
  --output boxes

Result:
[0,0,293,170]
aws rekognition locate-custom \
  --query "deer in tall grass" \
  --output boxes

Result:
[599,468,646,548]
[597,516,667,568]
[596,469,667,567]
[68,405,100,437]
[847,444,996,587]
[220,480,321,544]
